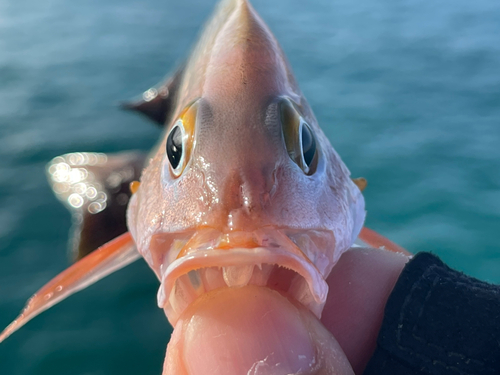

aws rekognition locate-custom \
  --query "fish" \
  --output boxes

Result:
[0,0,407,371]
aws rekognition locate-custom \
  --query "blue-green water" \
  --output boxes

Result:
[1,0,499,373]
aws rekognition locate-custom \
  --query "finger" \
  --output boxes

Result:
[320,247,410,374]
[164,285,354,375]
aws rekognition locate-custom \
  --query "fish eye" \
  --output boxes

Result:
[165,100,199,177]
[300,121,316,169]
[166,121,185,174]
[280,98,318,175]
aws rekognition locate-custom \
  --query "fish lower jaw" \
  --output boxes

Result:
[164,264,322,325]
[158,248,328,325]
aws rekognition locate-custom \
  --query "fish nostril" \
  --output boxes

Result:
[225,174,265,210]
[223,171,245,210]
[220,165,278,231]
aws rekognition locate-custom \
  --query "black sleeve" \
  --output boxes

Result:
[363,252,500,375]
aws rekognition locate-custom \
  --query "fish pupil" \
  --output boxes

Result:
[301,123,316,167]
[167,125,183,169]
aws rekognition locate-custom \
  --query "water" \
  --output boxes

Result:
[1,0,499,373]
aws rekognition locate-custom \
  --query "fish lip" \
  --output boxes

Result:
[159,246,328,325]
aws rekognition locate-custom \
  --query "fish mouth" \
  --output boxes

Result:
[153,228,334,325]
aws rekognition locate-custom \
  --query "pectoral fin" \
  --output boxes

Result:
[352,177,367,192]
[121,64,185,126]
[0,232,139,344]
[355,227,410,255]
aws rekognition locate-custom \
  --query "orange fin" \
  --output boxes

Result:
[0,232,138,343]
[352,177,367,192]
[356,227,411,255]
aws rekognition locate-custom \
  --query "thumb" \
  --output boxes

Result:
[163,285,354,375]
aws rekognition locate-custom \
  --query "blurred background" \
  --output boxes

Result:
[1,0,499,373]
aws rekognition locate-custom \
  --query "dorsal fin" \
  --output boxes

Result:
[121,64,185,126]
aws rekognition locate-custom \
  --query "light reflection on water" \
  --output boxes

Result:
[47,153,110,214]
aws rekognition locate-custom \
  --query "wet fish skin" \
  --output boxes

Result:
[127,0,365,324]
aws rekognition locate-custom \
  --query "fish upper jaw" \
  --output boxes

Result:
[149,227,337,325]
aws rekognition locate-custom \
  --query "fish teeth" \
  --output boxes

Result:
[288,275,313,307]
[222,265,254,287]
[168,281,188,316]
[200,267,226,291]
[168,273,202,315]
[249,263,273,286]
[166,263,313,320]
[187,270,203,293]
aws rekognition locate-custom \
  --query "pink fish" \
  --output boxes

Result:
[0,0,407,373]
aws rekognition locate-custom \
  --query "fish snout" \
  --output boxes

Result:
[219,165,278,231]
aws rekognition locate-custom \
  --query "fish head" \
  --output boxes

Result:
[127,0,365,324]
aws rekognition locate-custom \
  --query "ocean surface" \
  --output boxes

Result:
[1,0,499,373]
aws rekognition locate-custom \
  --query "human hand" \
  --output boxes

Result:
[163,247,409,374]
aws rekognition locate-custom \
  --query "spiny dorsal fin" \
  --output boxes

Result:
[121,64,185,126]
[352,177,367,192]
